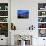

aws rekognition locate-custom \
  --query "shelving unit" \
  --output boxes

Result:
[0,3,8,37]
[38,16,46,17]
[38,10,46,11]
[38,3,46,37]
[0,16,8,17]
[0,10,8,11]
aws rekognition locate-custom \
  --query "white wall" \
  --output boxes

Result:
[11,0,46,46]
[11,0,38,30]
[11,0,38,45]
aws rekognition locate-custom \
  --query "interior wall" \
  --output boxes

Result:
[11,0,38,30]
[11,0,46,46]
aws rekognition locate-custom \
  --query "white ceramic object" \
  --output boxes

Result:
[5,6,8,10]
[45,6,46,8]
[21,40,25,46]
[0,6,1,10]
[40,8,44,10]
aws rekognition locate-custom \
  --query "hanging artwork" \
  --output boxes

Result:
[17,10,29,19]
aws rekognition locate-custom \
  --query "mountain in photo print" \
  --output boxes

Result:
[17,10,29,19]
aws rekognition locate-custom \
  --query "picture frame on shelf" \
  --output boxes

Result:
[0,23,8,37]
[38,29,46,37]
[38,23,46,28]
[0,17,8,22]
[0,11,8,16]
[38,3,46,10]
[38,17,46,22]
[0,3,8,10]
[38,11,46,16]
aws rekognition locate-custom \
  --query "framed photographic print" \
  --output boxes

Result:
[17,10,29,19]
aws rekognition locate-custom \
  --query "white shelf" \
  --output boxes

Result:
[0,22,8,23]
[38,22,46,23]
[38,28,46,29]
[0,10,8,11]
[0,16,8,17]
[38,10,46,11]
[38,16,46,17]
